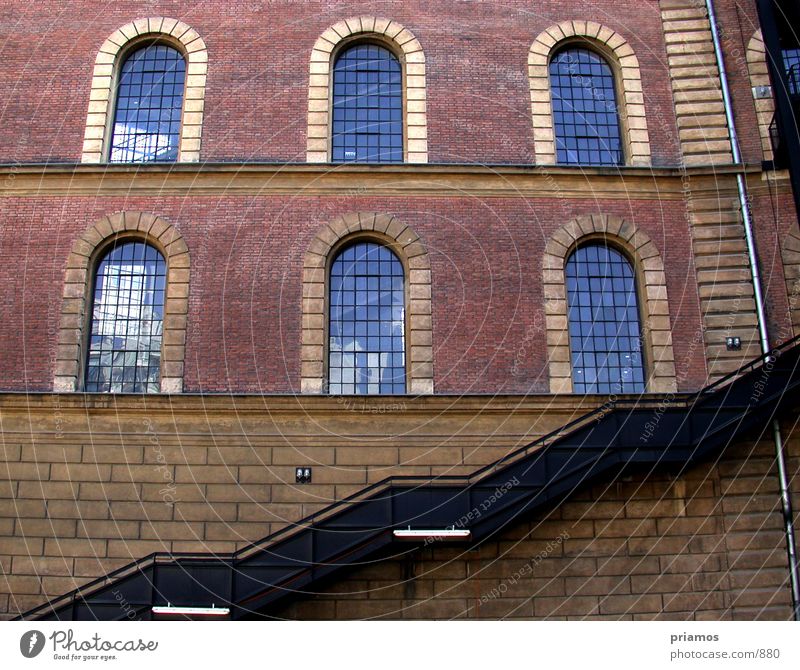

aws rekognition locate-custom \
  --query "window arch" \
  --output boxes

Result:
[747,31,776,161]
[565,244,644,393]
[301,213,433,394]
[549,47,623,166]
[331,43,403,163]
[306,17,428,163]
[528,22,651,166]
[747,29,800,163]
[85,240,166,392]
[81,18,207,164]
[55,212,190,394]
[328,240,406,393]
[109,43,186,163]
[542,214,677,394]
[783,48,800,92]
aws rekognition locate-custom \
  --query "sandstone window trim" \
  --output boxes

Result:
[543,214,676,394]
[81,17,208,164]
[301,213,433,394]
[306,16,428,163]
[529,22,651,166]
[746,30,775,162]
[55,212,190,394]
[781,228,800,336]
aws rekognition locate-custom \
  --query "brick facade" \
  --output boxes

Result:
[0,0,799,620]
[0,1,680,164]
[0,188,713,394]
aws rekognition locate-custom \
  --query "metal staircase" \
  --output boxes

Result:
[18,337,800,620]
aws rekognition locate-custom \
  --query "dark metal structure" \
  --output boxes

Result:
[758,0,800,218]
[17,337,800,621]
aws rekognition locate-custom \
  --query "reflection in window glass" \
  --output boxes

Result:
[783,48,800,95]
[550,48,623,166]
[110,44,186,163]
[566,245,645,394]
[85,241,166,393]
[332,44,403,163]
[328,241,406,394]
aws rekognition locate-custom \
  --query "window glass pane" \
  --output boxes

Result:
[549,48,623,166]
[110,44,186,163]
[329,242,405,394]
[332,44,403,163]
[85,241,166,393]
[565,245,644,394]
[783,48,800,95]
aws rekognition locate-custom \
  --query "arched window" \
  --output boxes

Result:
[85,240,166,393]
[549,47,623,166]
[783,47,800,94]
[328,241,406,394]
[331,44,403,163]
[566,244,645,394]
[110,43,186,162]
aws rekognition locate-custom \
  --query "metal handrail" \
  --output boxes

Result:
[19,334,800,619]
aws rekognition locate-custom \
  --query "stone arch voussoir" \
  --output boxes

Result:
[543,214,675,394]
[306,17,428,163]
[301,212,433,394]
[529,21,651,166]
[55,212,190,393]
[81,17,208,163]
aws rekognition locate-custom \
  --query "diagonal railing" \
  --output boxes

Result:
[18,335,800,620]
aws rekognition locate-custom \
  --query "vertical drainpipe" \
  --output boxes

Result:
[704,0,800,620]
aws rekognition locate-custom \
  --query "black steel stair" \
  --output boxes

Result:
[17,337,800,620]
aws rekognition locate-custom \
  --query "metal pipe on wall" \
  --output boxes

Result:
[704,0,800,620]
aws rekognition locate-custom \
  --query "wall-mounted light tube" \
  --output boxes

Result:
[393,528,471,541]
[152,604,230,617]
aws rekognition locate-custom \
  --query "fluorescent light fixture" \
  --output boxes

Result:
[393,528,471,541]
[152,604,230,617]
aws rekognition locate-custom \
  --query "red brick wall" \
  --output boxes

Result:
[1,0,799,626]
[0,195,706,393]
[0,0,681,165]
